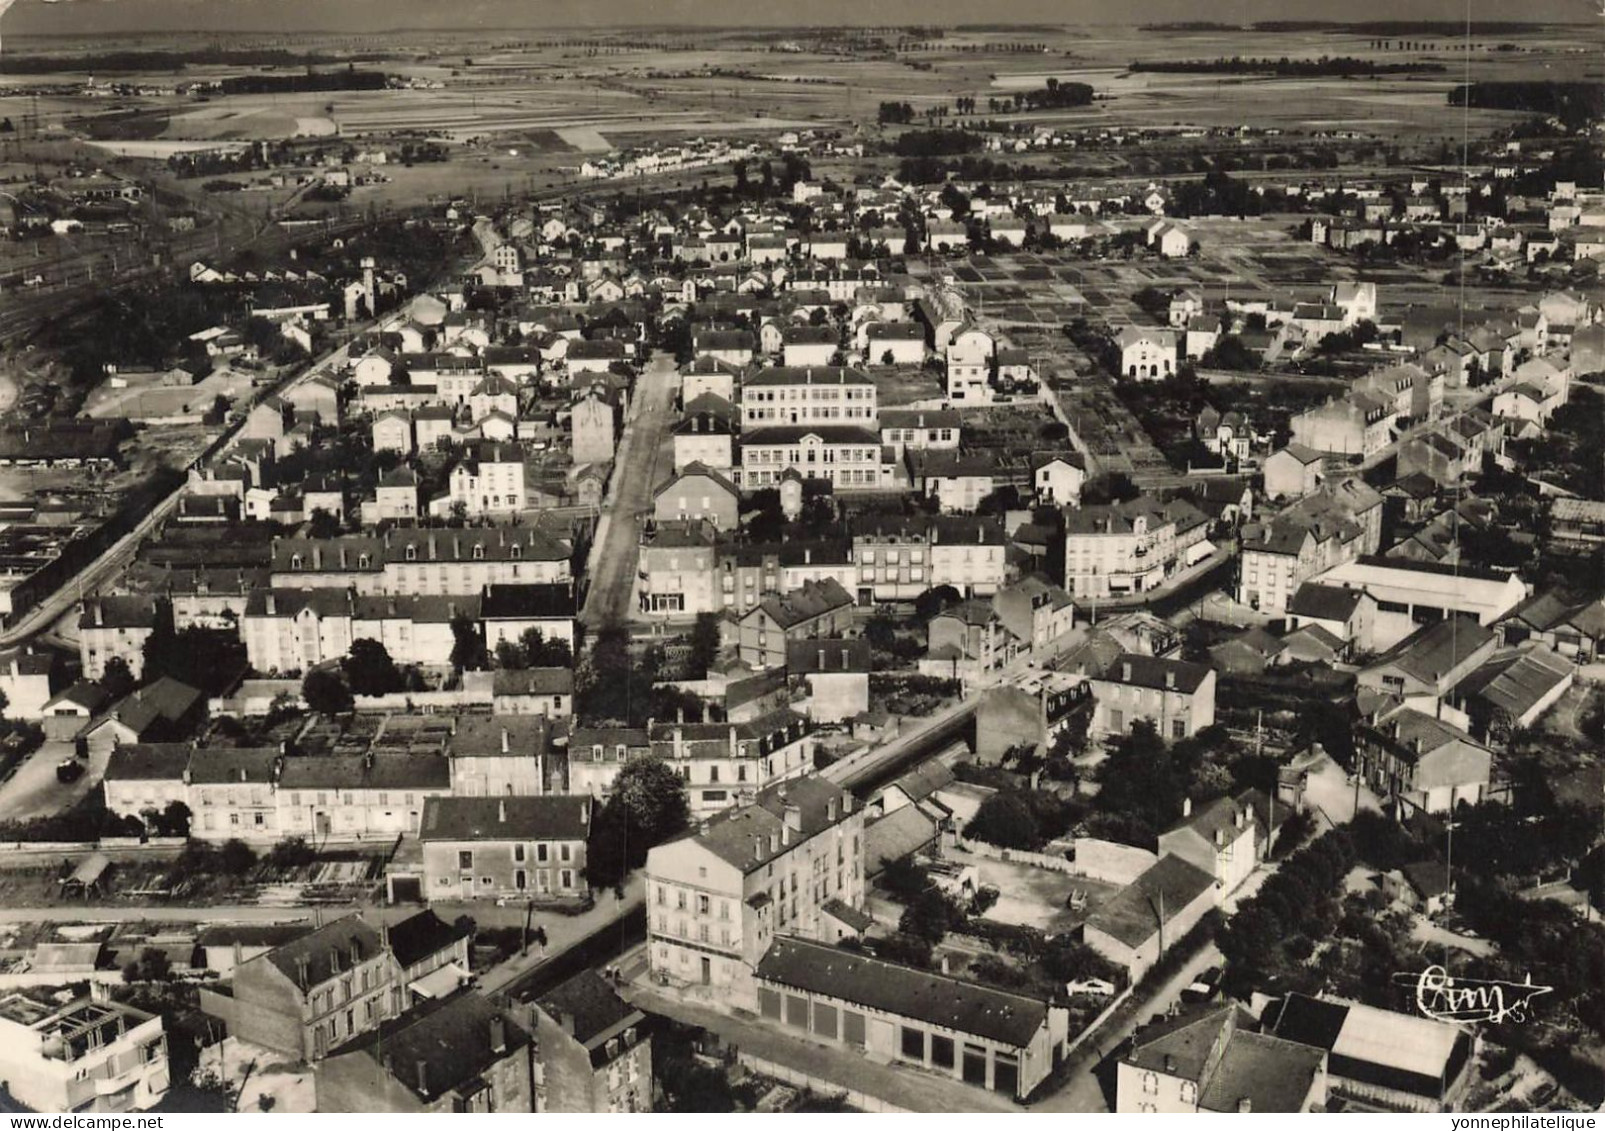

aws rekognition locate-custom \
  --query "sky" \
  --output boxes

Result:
[5,0,1598,36]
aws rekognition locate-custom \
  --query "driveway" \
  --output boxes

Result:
[1033,942,1224,1112]
[581,354,679,629]
[1297,749,1383,829]
[0,739,103,824]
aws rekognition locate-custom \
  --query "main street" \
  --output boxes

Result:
[580,351,679,629]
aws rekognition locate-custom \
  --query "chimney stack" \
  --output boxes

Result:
[501,727,510,754]
[266,592,277,615]
[827,797,838,822]
[416,1059,430,1097]
[1122,661,1132,682]
[784,803,802,832]
[940,954,950,975]
[1238,1099,1252,1114]
[559,1011,575,1035]
[498,798,507,823]
[1165,670,1176,690]
[1182,796,1192,819]
[490,1014,507,1054]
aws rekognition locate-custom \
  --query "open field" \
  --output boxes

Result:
[11,20,1591,167]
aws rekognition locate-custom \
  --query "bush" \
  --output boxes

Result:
[220,838,257,876]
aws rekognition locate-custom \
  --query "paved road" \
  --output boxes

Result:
[580,353,679,629]
[1035,942,1223,1112]
[0,738,104,824]
[0,319,374,647]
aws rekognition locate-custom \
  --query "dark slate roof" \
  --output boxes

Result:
[261,915,383,988]
[1085,854,1217,949]
[492,667,574,697]
[1199,1030,1329,1114]
[1128,1003,1246,1080]
[101,678,203,736]
[419,795,591,842]
[755,936,1050,1048]
[677,776,853,874]
[186,745,280,785]
[1289,582,1366,622]
[536,970,641,1047]
[338,990,532,1102]
[277,755,451,792]
[480,583,577,620]
[105,743,191,783]
[785,637,871,674]
[1097,653,1212,695]
[386,909,469,970]
[196,923,314,949]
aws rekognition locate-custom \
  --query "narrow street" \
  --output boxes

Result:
[580,353,679,629]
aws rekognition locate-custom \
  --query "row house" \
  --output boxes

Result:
[651,709,814,816]
[269,528,570,595]
[735,578,855,669]
[1062,496,1209,601]
[1289,391,1395,458]
[1082,654,1217,741]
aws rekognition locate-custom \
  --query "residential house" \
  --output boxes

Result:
[1157,793,1264,898]
[201,915,392,1062]
[1083,654,1216,741]
[78,596,157,681]
[532,972,653,1113]
[419,795,592,902]
[314,991,538,1113]
[785,638,871,723]
[736,578,855,668]
[653,463,740,529]
[650,710,815,815]
[645,777,866,1005]
[1117,1005,1327,1114]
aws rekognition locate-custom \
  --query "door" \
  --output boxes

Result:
[460,876,474,898]
[700,957,711,985]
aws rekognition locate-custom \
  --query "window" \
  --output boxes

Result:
[1172,719,1187,739]
[560,869,573,888]
[1179,1080,1197,1104]
[458,850,473,870]
[899,1026,926,1061]
[930,1035,955,1069]
[560,843,571,863]
[538,843,550,863]
[1142,1072,1158,1095]
[514,844,525,863]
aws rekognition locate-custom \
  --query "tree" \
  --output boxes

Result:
[686,612,722,678]
[494,639,526,670]
[155,800,191,837]
[343,638,403,696]
[307,508,342,538]
[302,668,353,715]
[519,628,573,669]
[585,755,689,889]
[899,886,962,943]
[101,657,137,701]
[963,793,1041,850]
[220,838,257,876]
[449,613,487,673]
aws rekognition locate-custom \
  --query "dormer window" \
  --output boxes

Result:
[405,545,417,561]
[510,545,522,560]
[357,555,370,569]
[290,555,302,571]
[472,545,485,560]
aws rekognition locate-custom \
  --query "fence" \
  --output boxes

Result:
[1059,986,1135,1062]
[0,836,187,870]
[1071,838,1160,886]
[954,838,1078,874]
[736,1052,910,1114]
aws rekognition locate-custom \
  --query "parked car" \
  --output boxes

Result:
[1180,966,1224,1004]
[56,759,85,783]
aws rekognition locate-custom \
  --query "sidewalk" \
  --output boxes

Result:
[622,982,1021,1114]
[478,876,644,994]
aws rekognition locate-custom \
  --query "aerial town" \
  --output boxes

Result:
[0,5,1600,1118]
